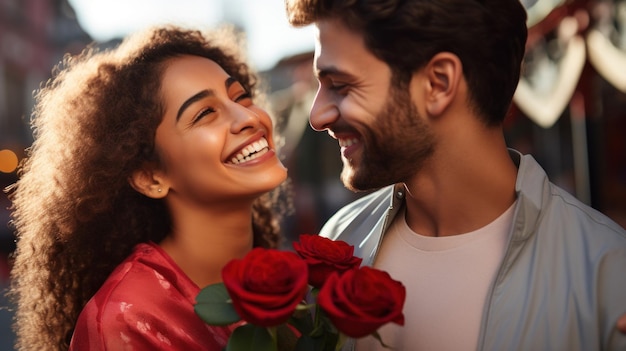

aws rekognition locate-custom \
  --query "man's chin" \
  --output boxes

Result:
[340,167,359,192]
[341,167,380,193]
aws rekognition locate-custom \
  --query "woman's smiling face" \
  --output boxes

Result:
[154,55,287,205]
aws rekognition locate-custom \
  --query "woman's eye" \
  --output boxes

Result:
[235,92,252,104]
[192,107,215,124]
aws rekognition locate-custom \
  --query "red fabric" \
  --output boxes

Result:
[69,242,237,351]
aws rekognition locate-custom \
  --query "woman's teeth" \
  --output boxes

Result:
[229,138,270,164]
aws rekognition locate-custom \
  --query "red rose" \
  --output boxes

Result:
[293,234,362,288]
[221,247,309,327]
[317,266,406,338]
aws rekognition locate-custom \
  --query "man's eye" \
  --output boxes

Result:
[330,83,348,92]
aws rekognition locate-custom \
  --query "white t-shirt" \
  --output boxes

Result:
[355,203,515,351]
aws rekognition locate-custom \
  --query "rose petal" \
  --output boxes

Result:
[222,248,309,327]
[318,267,406,338]
[294,235,362,288]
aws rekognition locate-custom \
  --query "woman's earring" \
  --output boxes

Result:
[158,188,162,192]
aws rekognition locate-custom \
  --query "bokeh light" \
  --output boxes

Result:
[0,149,19,173]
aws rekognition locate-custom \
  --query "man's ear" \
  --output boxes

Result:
[423,52,463,116]
[128,164,169,199]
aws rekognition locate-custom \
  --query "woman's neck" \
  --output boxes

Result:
[160,200,255,288]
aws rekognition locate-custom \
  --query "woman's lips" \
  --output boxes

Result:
[227,137,270,165]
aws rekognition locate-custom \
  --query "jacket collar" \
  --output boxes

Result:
[510,148,546,242]
[387,149,545,243]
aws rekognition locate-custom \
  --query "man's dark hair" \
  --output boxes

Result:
[287,0,528,125]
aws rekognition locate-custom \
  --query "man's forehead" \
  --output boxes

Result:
[312,18,368,77]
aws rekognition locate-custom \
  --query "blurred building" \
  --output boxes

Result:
[507,0,626,227]
[0,0,92,348]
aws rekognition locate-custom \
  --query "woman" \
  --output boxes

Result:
[8,25,289,351]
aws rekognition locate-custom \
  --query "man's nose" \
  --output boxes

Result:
[309,87,338,131]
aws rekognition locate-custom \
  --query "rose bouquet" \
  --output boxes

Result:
[194,234,406,351]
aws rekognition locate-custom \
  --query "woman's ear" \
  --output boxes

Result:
[423,52,463,116]
[128,164,169,199]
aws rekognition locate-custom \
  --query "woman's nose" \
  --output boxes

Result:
[309,87,338,131]
[229,103,261,133]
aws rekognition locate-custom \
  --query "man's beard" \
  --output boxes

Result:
[341,83,436,192]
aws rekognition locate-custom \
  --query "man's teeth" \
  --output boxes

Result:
[229,138,270,164]
[338,138,359,147]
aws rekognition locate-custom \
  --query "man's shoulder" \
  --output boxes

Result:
[515,149,626,243]
[546,184,626,243]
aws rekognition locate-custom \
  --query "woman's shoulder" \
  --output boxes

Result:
[84,242,197,314]
[70,242,228,350]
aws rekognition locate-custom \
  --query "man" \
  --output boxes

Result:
[285,0,626,350]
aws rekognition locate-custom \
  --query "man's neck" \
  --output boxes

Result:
[402,131,517,237]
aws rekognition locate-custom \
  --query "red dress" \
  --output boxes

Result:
[69,242,236,350]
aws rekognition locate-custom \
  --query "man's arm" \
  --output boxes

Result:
[619,314,626,333]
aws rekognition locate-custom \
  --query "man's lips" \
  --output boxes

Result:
[337,137,361,159]
[338,137,359,148]
[226,137,270,164]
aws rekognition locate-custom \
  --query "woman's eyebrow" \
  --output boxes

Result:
[176,89,213,122]
[176,77,240,122]
[225,76,237,89]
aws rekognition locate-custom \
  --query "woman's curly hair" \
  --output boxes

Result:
[7,25,289,351]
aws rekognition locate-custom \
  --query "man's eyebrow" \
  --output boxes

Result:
[176,89,213,122]
[315,66,352,79]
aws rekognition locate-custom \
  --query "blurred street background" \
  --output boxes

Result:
[1,0,625,348]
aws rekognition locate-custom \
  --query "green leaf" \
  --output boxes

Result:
[294,330,339,351]
[309,308,337,338]
[371,330,395,350]
[194,283,241,326]
[276,324,299,350]
[289,306,315,335]
[295,303,316,312]
[227,324,277,351]
[294,334,326,351]
[325,332,340,351]
[335,333,347,351]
